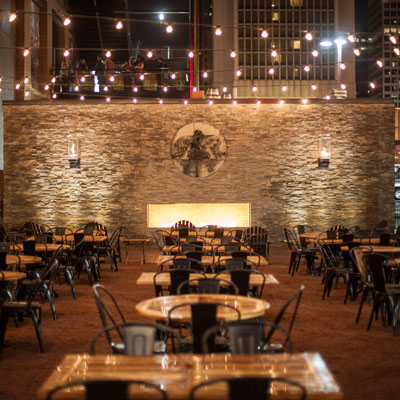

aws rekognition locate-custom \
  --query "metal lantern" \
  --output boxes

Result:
[68,135,80,168]
[318,137,331,168]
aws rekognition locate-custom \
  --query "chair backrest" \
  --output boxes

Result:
[153,269,204,296]
[294,225,313,247]
[46,379,167,400]
[178,227,189,238]
[202,320,292,354]
[317,239,337,270]
[245,226,269,258]
[168,302,241,353]
[224,258,246,271]
[362,253,393,292]
[189,376,306,400]
[349,247,369,282]
[92,284,126,352]
[172,220,195,230]
[35,234,49,244]
[84,222,97,235]
[379,233,391,246]
[177,278,239,295]
[372,220,389,235]
[0,242,10,268]
[283,228,300,253]
[0,224,9,242]
[108,226,123,248]
[265,286,305,347]
[23,240,36,256]
[90,321,180,355]
[213,227,224,238]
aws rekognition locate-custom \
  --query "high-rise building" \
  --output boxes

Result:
[368,0,400,107]
[207,0,356,99]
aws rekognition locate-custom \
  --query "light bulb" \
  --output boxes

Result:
[271,50,278,57]
[232,100,237,105]
[147,51,153,58]
[159,99,163,104]
[15,83,21,90]
[51,77,56,83]
[347,34,355,43]
[139,74,145,81]
[52,93,57,99]
[105,50,112,58]
[268,68,275,75]
[340,63,346,70]
[163,86,168,92]
[188,51,194,58]
[192,87,198,92]
[202,71,208,78]
[281,86,287,92]
[80,76,86,83]
[215,26,222,36]
[390,35,397,45]
[325,95,331,100]
[340,84,346,90]
[305,32,313,41]
[9,12,17,22]
[109,76,115,82]
[279,99,285,104]
[63,17,71,26]
[394,48,400,56]
[222,87,227,93]
[24,77,29,84]
[170,73,176,80]
[369,82,376,89]
[44,84,49,91]
[312,50,319,57]
[133,87,138,92]
[159,13,165,21]
[236,70,242,77]
[23,49,30,57]
[256,100,261,105]
[103,86,109,92]
[252,86,257,92]
[80,95,85,101]
[302,98,308,104]
[133,98,137,103]
[304,65,310,72]
[24,90,30,97]
[261,30,269,38]
[74,85,79,92]
[63,49,70,57]
[208,100,213,105]
[230,50,237,58]
[166,24,173,33]
[184,100,188,105]
[115,21,123,30]
[106,97,111,102]
[353,49,361,56]
[311,84,317,90]
[377,60,384,68]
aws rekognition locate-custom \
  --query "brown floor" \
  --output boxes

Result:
[0,246,399,400]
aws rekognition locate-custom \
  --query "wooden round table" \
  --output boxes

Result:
[136,294,270,322]
[0,271,26,281]
[7,254,42,266]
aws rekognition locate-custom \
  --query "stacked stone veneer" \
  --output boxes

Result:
[2,101,395,243]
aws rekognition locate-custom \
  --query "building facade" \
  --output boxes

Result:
[209,0,356,99]
[368,0,400,107]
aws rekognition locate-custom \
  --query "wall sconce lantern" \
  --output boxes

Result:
[68,135,81,168]
[318,136,331,168]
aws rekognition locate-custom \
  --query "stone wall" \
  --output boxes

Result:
[2,101,395,243]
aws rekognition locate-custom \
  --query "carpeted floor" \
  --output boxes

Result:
[0,246,399,400]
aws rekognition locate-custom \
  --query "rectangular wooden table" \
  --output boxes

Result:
[157,255,269,267]
[37,353,343,399]
[120,237,150,264]
[136,272,279,287]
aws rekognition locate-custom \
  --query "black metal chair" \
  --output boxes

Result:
[244,226,270,260]
[95,226,123,272]
[189,376,306,400]
[167,302,241,353]
[153,269,207,296]
[46,379,168,400]
[360,253,400,336]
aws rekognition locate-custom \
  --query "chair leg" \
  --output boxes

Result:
[29,308,44,353]
[83,259,93,286]
[0,310,10,346]
[356,289,368,323]
[64,269,77,300]
[367,297,380,331]
[45,288,57,320]
[106,249,115,272]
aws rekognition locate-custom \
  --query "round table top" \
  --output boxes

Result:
[120,237,150,243]
[0,270,26,281]
[7,254,42,265]
[136,294,270,322]
[11,243,70,252]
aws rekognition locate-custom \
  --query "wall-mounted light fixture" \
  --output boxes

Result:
[318,136,331,168]
[68,135,80,168]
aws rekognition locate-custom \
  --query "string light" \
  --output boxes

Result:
[63,49,70,57]
[24,76,29,84]
[115,20,123,30]
[15,83,21,90]
[208,100,213,105]
[188,51,194,58]
[105,50,112,58]
[236,70,242,77]
[279,99,285,104]
[377,60,384,68]
[311,84,317,90]
[170,73,176,80]
[353,48,361,56]
[202,71,208,78]
[159,99,163,104]
[268,68,275,75]
[133,98,137,103]
[261,30,269,38]
[163,86,168,92]
[390,35,397,45]
[281,86,287,92]
[24,90,30,97]
[63,17,71,26]
[192,87,198,92]
[52,93,57,99]
[44,84,49,91]
[106,96,111,102]
[369,82,376,89]
[133,86,138,92]
[109,76,115,82]
[222,86,227,93]
[147,50,153,58]
[230,50,237,58]
[304,65,310,72]
[80,95,85,101]
[139,74,145,80]
[347,34,355,43]
[232,100,237,105]
[305,32,313,41]
[74,85,79,92]
[312,50,319,57]
[340,63,346,70]
[302,98,308,104]
[23,49,30,57]
[215,26,222,36]
[271,50,278,57]
[252,86,257,92]
[340,84,346,90]
[166,24,173,33]
[51,77,56,83]
[256,100,261,105]
[184,100,188,105]
[80,76,86,83]
[103,86,109,92]
[9,12,17,22]
[394,48,400,56]
[325,95,331,100]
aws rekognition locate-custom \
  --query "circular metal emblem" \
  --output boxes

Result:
[170,122,227,178]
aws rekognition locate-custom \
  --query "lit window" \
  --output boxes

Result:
[292,40,301,49]
[290,0,303,6]
[272,12,280,22]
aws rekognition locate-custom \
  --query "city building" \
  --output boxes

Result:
[207,0,356,99]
